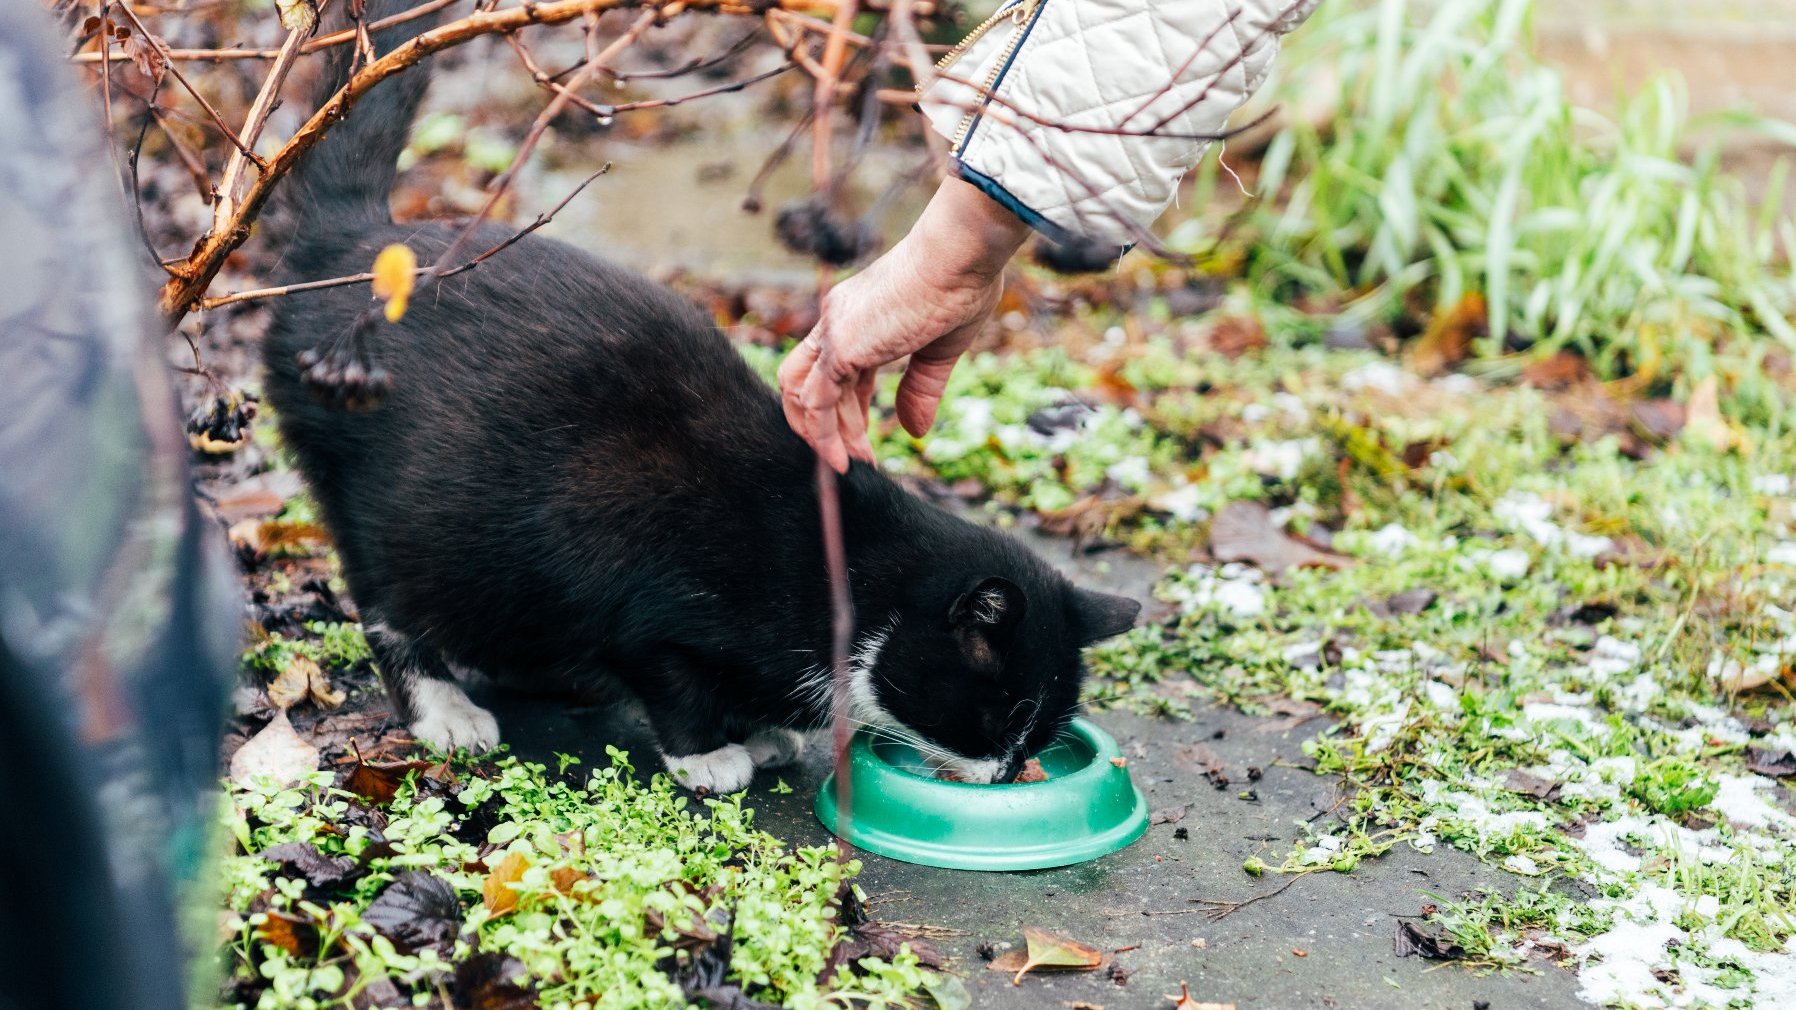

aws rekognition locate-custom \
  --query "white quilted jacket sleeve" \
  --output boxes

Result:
[919,0,1320,247]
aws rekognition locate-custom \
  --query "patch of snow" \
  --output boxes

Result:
[1243,438,1319,480]
[1502,854,1540,874]
[1367,522,1419,556]
[1166,565,1265,619]
[1574,885,1686,1008]
[1152,483,1208,524]
[1342,361,1408,396]
[1494,492,1614,558]
[1484,548,1532,579]
[1586,636,1643,678]
[1523,702,1599,731]
[1708,774,1796,830]
[1105,456,1152,489]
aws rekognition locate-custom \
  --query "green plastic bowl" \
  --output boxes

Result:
[813,718,1148,871]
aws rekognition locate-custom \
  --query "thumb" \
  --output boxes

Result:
[894,352,960,438]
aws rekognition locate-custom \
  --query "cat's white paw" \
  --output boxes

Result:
[745,727,807,768]
[665,744,755,793]
[408,679,501,752]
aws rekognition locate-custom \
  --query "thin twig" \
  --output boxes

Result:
[213,24,307,230]
[127,72,174,271]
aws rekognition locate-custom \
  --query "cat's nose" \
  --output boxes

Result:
[994,752,1025,783]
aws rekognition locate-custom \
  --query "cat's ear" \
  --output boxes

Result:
[1071,588,1139,644]
[950,576,1027,674]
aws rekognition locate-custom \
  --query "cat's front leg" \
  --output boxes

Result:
[636,652,755,794]
[366,617,500,752]
[744,727,807,769]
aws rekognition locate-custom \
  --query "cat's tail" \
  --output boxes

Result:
[281,0,448,242]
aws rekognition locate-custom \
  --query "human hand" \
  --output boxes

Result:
[779,178,1031,473]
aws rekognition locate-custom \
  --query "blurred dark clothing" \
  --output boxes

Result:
[0,5,236,1010]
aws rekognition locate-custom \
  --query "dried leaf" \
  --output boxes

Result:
[1383,588,1437,615]
[274,0,320,35]
[453,953,541,1010]
[1150,805,1189,826]
[991,927,1105,985]
[1503,770,1563,802]
[1393,920,1465,960]
[261,842,362,892]
[255,910,319,957]
[306,659,346,709]
[118,30,166,83]
[343,755,435,806]
[1745,747,1796,778]
[1407,292,1484,375]
[1210,501,1352,575]
[1521,350,1590,389]
[229,710,319,786]
[372,243,417,323]
[1207,316,1266,358]
[483,851,531,916]
[266,656,313,710]
[363,872,460,954]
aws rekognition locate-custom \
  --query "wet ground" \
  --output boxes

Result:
[482,522,1584,1010]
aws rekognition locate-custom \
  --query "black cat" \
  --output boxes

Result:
[262,0,1138,792]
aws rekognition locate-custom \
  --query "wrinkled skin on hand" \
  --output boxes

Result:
[779,178,1032,472]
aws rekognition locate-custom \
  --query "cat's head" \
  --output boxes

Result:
[852,568,1139,783]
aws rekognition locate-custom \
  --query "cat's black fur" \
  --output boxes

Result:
[262,0,1139,792]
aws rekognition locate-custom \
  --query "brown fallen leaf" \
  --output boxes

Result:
[254,909,320,957]
[229,710,319,787]
[1393,920,1466,960]
[1521,350,1590,389]
[265,656,312,711]
[1207,315,1267,358]
[1746,747,1796,778]
[1209,501,1352,575]
[1407,292,1484,376]
[304,658,346,710]
[362,871,460,955]
[1503,769,1564,802]
[483,851,531,917]
[453,952,541,1010]
[988,927,1106,985]
[1150,805,1190,826]
[343,753,436,807]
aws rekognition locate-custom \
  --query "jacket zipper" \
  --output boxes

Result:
[923,0,1044,154]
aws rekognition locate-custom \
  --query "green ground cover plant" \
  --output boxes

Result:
[221,750,943,1009]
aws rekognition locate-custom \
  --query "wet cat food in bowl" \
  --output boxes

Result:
[813,718,1148,871]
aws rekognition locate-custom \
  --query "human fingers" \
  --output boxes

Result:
[796,347,854,474]
[778,333,821,436]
